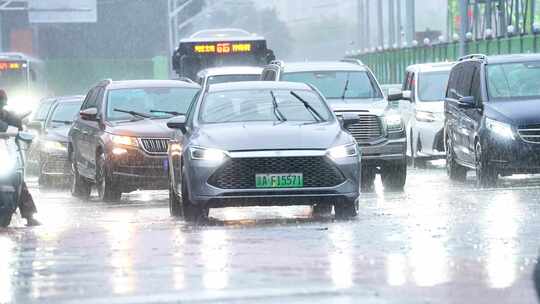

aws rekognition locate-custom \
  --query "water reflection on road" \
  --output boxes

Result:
[1,168,540,303]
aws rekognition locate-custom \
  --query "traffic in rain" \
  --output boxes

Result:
[2,0,540,303]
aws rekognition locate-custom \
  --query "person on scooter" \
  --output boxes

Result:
[0,89,40,226]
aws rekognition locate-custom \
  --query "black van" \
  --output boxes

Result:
[444,53,540,187]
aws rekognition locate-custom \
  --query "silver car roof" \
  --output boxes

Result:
[208,81,312,93]
[406,62,455,73]
[107,79,200,90]
[197,66,263,78]
[278,61,369,73]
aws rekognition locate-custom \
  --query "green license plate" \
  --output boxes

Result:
[255,173,304,188]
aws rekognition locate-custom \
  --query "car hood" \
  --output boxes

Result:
[487,99,540,126]
[327,98,389,115]
[193,121,350,151]
[43,126,70,143]
[107,119,175,138]
[415,101,444,113]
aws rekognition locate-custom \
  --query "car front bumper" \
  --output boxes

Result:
[40,151,71,177]
[486,133,540,174]
[413,120,445,159]
[180,150,360,208]
[358,134,407,165]
[108,145,169,191]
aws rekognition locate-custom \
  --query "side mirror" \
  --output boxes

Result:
[80,108,98,121]
[457,96,476,108]
[167,115,187,133]
[387,92,403,102]
[339,113,361,128]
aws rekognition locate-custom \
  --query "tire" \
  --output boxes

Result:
[475,141,497,188]
[334,198,358,219]
[181,174,208,222]
[71,162,91,199]
[381,161,407,191]
[0,212,13,228]
[446,136,467,182]
[312,203,332,216]
[361,165,376,192]
[96,153,122,202]
[169,183,182,217]
[410,131,427,169]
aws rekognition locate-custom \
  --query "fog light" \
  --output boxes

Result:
[112,147,128,155]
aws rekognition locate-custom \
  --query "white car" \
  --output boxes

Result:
[196,66,263,89]
[399,62,455,167]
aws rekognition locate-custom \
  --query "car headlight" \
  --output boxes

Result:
[0,140,14,177]
[486,117,514,139]
[42,140,67,152]
[415,110,437,123]
[327,143,358,160]
[111,135,138,147]
[385,114,404,132]
[190,146,227,162]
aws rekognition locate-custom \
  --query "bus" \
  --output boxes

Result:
[172,29,275,80]
[0,53,47,114]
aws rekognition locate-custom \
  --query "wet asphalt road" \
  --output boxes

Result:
[2,163,540,304]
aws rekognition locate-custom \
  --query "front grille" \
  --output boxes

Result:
[338,113,384,142]
[140,138,169,154]
[518,125,540,143]
[42,155,69,174]
[208,157,345,189]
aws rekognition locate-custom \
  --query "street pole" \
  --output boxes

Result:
[397,0,402,46]
[389,0,396,46]
[459,0,468,56]
[366,0,371,49]
[377,0,384,48]
[357,0,364,50]
[405,0,415,45]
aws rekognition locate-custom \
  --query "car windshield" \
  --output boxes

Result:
[46,101,83,128]
[487,61,540,99]
[281,71,382,100]
[200,89,332,123]
[207,74,260,85]
[417,71,450,102]
[106,87,199,121]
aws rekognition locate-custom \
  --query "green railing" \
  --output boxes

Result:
[355,35,540,84]
[45,56,169,96]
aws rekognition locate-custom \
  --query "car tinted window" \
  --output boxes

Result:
[200,89,332,123]
[458,63,475,98]
[262,69,277,81]
[81,88,98,110]
[487,61,540,99]
[447,64,462,99]
[471,64,482,103]
[207,74,260,85]
[106,87,199,121]
[282,71,383,100]
[417,71,450,102]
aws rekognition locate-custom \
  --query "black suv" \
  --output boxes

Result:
[68,79,200,201]
[445,54,540,186]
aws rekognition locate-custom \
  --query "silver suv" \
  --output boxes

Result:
[261,60,407,191]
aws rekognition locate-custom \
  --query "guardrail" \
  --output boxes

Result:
[353,35,540,84]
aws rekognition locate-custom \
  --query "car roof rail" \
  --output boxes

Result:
[458,54,487,62]
[340,58,364,65]
[269,60,284,66]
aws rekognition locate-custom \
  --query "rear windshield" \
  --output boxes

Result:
[207,74,260,85]
[282,71,383,100]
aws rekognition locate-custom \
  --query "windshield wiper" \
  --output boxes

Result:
[270,91,287,122]
[150,110,183,116]
[114,108,151,119]
[290,91,324,122]
[341,76,350,100]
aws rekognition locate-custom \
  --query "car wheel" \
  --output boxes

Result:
[361,165,376,192]
[410,131,427,169]
[181,174,208,222]
[475,141,497,188]
[96,153,122,202]
[334,198,358,219]
[446,136,467,182]
[169,183,182,217]
[381,161,407,191]
[71,162,91,199]
[312,203,332,216]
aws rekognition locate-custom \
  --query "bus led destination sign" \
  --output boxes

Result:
[194,43,252,54]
